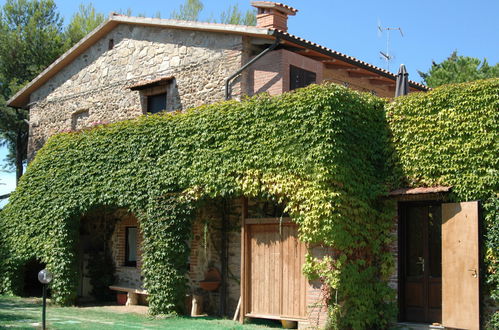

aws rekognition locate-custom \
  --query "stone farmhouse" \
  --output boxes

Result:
[6,1,449,328]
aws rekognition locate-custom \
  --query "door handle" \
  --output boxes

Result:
[468,269,478,278]
[416,257,424,273]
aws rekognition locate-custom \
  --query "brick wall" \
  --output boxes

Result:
[323,67,394,98]
[110,212,144,289]
[187,199,242,316]
[249,49,324,96]
[256,11,289,31]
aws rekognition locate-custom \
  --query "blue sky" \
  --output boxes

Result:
[1,0,498,203]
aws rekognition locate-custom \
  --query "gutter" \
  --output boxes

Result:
[225,37,281,100]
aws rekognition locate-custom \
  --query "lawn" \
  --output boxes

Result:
[0,295,282,329]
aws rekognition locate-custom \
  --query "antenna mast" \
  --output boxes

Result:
[377,23,404,71]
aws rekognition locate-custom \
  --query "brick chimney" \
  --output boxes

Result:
[251,2,298,32]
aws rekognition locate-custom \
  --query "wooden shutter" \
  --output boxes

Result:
[442,201,480,330]
[290,65,316,90]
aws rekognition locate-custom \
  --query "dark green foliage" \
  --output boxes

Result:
[0,83,394,328]
[0,0,65,181]
[1,79,496,327]
[387,78,499,325]
[87,252,116,302]
[170,0,256,25]
[64,3,105,49]
[418,51,499,88]
[170,0,203,21]
[219,4,256,26]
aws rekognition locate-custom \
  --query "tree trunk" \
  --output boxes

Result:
[15,127,24,184]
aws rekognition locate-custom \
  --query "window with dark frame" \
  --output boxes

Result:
[289,65,316,90]
[125,226,137,267]
[147,93,167,114]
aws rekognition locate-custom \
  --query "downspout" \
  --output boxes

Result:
[224,36,281,100]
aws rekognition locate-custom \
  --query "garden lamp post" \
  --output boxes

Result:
[38,269,53,330]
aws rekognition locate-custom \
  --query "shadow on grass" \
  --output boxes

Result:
[245,317,283,328]
[161,315,283,328]
[0,296,39,325]
[0,297,40,309]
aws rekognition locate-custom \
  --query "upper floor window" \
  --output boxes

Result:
[147,93,167,114]
[290,65,316,90]
[129,76,176,114]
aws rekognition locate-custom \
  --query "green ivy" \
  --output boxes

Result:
[387,78,499,327]
[0,83,394,328]
[0,79,497,329]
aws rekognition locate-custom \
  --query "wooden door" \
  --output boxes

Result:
[248,224,282,316]
[401,203,442,323]
[245,221,307,320]
[442,201,480,330]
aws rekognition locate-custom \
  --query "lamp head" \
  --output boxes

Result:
[38,269,53,284]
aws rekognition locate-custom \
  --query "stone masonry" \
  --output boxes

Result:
[27,24,246,160]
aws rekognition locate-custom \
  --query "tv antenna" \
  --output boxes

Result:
[377,20,404,71]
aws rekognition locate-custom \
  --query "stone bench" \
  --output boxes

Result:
[109,285,148,306]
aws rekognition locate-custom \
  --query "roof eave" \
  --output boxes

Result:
[270,30,429,92]
[7,18,119,108]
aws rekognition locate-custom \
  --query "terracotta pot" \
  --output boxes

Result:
[116,292,127,305]
[199,280,220,291]
[281,320,297,329]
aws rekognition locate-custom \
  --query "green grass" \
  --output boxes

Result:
[0,295,282,329]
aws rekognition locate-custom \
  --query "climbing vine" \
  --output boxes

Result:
[387,78,499,327]
[0,79,497,329]
[0,83,394,328]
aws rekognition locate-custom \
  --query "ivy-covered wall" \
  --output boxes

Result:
[0,83,393,329]
[386,78,499,326]
[0,78,497,329]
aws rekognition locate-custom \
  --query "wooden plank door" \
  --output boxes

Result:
[280,224,307,318]
[442,201,480,330]
[246,222,307,320]
[248,224,282,316]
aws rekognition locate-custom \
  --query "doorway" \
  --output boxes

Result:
[242,218,308,322]
[399,202,442,323]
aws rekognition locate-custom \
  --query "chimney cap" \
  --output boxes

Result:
[251,2,298,16]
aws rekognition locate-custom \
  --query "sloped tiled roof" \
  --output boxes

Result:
[389,186,452,196]
[272,29,428,90]
[7,14,428,108]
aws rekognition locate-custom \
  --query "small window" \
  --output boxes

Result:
[125,227,137,267]
[108,39,114,50]
[147,93,167,114]
[290,65,316,90]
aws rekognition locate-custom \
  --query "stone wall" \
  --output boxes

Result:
[27,24,245,160]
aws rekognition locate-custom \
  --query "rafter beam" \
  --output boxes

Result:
[368,78,394,86]
[324,62,358,70]
[347,70,379,78]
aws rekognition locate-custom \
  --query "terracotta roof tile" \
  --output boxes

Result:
[251,2,298,14]
[128,76,174,90]
[389,186,452,196]
[273,29,428,91]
